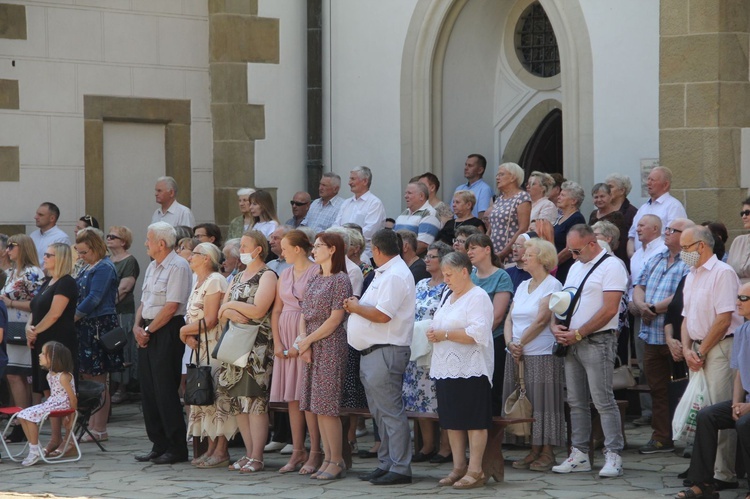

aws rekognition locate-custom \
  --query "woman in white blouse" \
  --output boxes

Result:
[527,171,558,230]
[503,238,565,472]
[427,251,494,490]
[728,197,750,284]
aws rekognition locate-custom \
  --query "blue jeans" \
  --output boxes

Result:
[565,331,624,454]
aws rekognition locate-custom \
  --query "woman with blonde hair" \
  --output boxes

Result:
[437,190,486,246]
[527,171,557,228]
[487,162,531,263]
[248,190,280,240]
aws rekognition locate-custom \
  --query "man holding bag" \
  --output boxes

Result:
[676,282,750,499]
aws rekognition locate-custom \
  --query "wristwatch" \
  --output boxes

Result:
[648,304,657,314]
[574,330,583,342]
[144,326,151,335]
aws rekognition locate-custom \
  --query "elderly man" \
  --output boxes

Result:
[151,176,195,227]
[395,229,429,283]
[552,224,628,478]
[632,218,694,453]
[285,191,311,228]
[30,202,70,265]
[454,154,493,218]
[132,222,192,464]
[627,166,686,258]
[266,225,292,275]
[221,238,241,280]
[680,225,743,488]
[394,182,441,256]
[345,229,416,486]
[334,166,386,260]
[304,172,344,232]
[676,282,750,499]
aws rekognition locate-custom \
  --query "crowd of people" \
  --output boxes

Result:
[2,160,750,496]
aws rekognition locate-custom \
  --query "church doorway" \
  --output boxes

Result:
[518,108,562,179]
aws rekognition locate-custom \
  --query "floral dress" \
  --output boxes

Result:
[17,372,74,423]
[402,279,446,413]
[488,190,532,259]
[2,266,43,374]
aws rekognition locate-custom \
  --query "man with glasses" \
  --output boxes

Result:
[30,202,70,266]
[285,191,311,228]
[680,225,743,489]
[631,218,694,454]
[551,224,628,478]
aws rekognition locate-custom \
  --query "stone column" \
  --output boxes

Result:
[660,0,750,239]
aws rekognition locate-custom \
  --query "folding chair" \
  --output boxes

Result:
[74,380,107,452]
[0,406,82,463]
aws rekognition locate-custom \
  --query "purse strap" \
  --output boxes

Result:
[516,359,526,394]
[191,318,209,366]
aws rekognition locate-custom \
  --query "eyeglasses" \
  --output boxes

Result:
[452,239,467,245]
[738,295,750,302]
[741,210,750,217]
[43,252,56,258]
[195,233,210,239]
[77,249,89,256]
[313,244,328,249]
[424,254,439,260]
[664,227,682,235]
[290,201,309,207]
[105,234,121,240]
[680,241,701,252]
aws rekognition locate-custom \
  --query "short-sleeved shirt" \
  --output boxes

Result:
[505,265,531,293]
[488,191,532,256]
[511,275,561,355]
[471,267,513,339]
[151,200,195,227]
[140,250,191,320]
[113,255,140,315]
[347,256,416,351]
[635,248,688,345]
[628,192,687,247]
[394,202,441,247]
[564,249,628,332]
[630,238,666,299]
[454,179,493,217]
[303,196,344,232]
[345,257,364,297]
[731,322,750,401]
[334,191,386,259]
[30,226,70,266]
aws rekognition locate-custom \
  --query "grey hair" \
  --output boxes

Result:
[396,229,418,251]
[605,173,632,197]
[427,241,452,262]
[322,172,341,188]
[326,226,351,251]
[690,225,715,249]
[347,228,366,256]
[409,182,429,200]
[498,162,525,188]
[237,188,255,197]
[561,181,585,208]
[298,226,317,244]
[147,221,177,249]
[592,220,620,249]
[195,242,222,271]
[440,250,472,273]
[640,214,663,231]
[591,182,610,196]
[351,166,373,188]
[529,171,554,196]
[651,166,673,183]
[156,176,178,194]
[223,238,241,258]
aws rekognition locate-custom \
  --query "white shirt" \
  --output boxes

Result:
[252,220,278,240]
[347,255,415,351]
[334,191,386,259]
[151,200,195,227]
[628,192,687,247]
[430,286,495,383]
[511,275,561,356]
[564,249,628,332]
[629,237,666,299]
[30,226,70,265]
[345,257,364,297]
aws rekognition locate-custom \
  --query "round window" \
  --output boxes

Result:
[515,2,560,78]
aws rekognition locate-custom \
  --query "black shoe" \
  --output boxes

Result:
[134,450,163,462]
[714,479,739,490]
[370,471,412,485]
[151,452,188,465]
[4,425,26,443]
[359,468,388,481]
[429,452,452,464]
[358,449,379,459]
[412,450,436,463]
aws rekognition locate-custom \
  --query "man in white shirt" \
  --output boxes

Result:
[345,229,416,486]
[552,224,628,478]
[151,176,195,227]
[30,202,70,265]
[303,172,344,232]
[627,166,686,257]
[334,166,386,260]
[453,154,493,218]
[393,182,441,256]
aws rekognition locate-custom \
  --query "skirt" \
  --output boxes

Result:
[78,314,124,376]
[435,376,492,430]
[501,353,566,447]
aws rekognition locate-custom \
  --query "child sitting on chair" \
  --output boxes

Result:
[17,341,77,466]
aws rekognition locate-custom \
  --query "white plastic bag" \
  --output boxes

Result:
[672,369,711,444]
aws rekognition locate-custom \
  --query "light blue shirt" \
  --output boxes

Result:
[455,179,493,217]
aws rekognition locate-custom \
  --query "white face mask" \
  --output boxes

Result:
[680,249,700,268]
[240,251,256,265]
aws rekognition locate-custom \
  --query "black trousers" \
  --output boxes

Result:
[492,335,506,416]
[688,400,750,485]
[138,316,187,456]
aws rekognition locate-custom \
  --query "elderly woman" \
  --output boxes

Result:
[503,238,564,472]
[180,242,236,469]
[727,198,750,283]
[74,228,122,442]
[249,190,280,240]
[466,234,513,416]
[553,181,586,284]
[221,238,241,279]
[436,190,486,246]
[295,232,352,481]
[343,227,372,279]
[177,237,199,261]
[27,243,78,455]
[218,230,278,473]
[0,235,43,440]
[589,183,627,263]
[488,162,531,263]
[403,241,453,462]
[106,226,140,404]
[527,171,558,228]
[452,225,480,254]
[605,173,638,232]
[592,220,621,254]
[427,251,494,489]
[269,230,321,474]
[227,188,256,240]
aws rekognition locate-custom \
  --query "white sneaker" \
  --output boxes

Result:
[22,450,40,467]
[355,428,369,438]
[551,447,591,473]
[599,451,623,478]
[263,441,285,452]
[279,444,294,455]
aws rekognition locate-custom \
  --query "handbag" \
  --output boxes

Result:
[99,326,128,354]
[6,322,27,345]
[184,319,214,407]
[212,319,260,368]
[503,359,532,439]
[612,356,637,390]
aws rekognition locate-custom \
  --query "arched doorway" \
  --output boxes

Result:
[518,108,563,178]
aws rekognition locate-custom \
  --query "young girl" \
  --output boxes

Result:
[17,341,77,466]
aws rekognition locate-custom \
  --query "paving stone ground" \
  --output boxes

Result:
[1,401,748,498]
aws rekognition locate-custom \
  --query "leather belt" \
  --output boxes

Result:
[694,334,733,345]
[587,328,616,338]
[360,344,388,356]
[142,319,153,327]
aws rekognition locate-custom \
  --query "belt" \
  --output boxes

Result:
[142,319,153,327]
[360,344,388,356]
[587,329,616,338]
[694,334,733,345]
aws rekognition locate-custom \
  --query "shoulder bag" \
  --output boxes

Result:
[99,326,128,354]
[504,358,532,440]
[6,322,28,345]
[184,318,214,407]
[211,318,260,368]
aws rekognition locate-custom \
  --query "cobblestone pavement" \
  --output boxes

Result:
[0,401,748,498]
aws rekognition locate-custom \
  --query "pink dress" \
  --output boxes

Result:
[269,264,319,402]
[18,372,74,423]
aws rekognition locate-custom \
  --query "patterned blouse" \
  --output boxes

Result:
[488,190,531,256]
[1,265,44,322]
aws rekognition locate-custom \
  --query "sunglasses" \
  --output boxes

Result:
[43,252,56,258]
[741,210,750,217]
[739,295,750,302]
[105,234,121,240]
[7,242,18,249]
[290,201,309,207]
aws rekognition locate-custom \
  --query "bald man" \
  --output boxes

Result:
[285,191,311,228]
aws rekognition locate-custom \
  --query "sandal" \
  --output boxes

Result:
[453,470,486,490]
[229,455,251,471]
[310,460,330,479]
[299,450,322,475]
[512,452,540,470]
[279,449,308,473]
[197,455,230,469]
[674,484,719,499]
[317,460,346,480]
[529,452,556,472]
[239,458,265,473]
[79,430,109,443]
[439,466,468,487]
[191,453,209,466]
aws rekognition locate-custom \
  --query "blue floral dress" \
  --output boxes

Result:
[402,278,446,413]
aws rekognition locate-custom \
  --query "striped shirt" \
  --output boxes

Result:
[394,202,441,246]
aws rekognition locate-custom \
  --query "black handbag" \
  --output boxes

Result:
[99,326,128,354]
[184,319,214,406]
[6,322,27,345]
